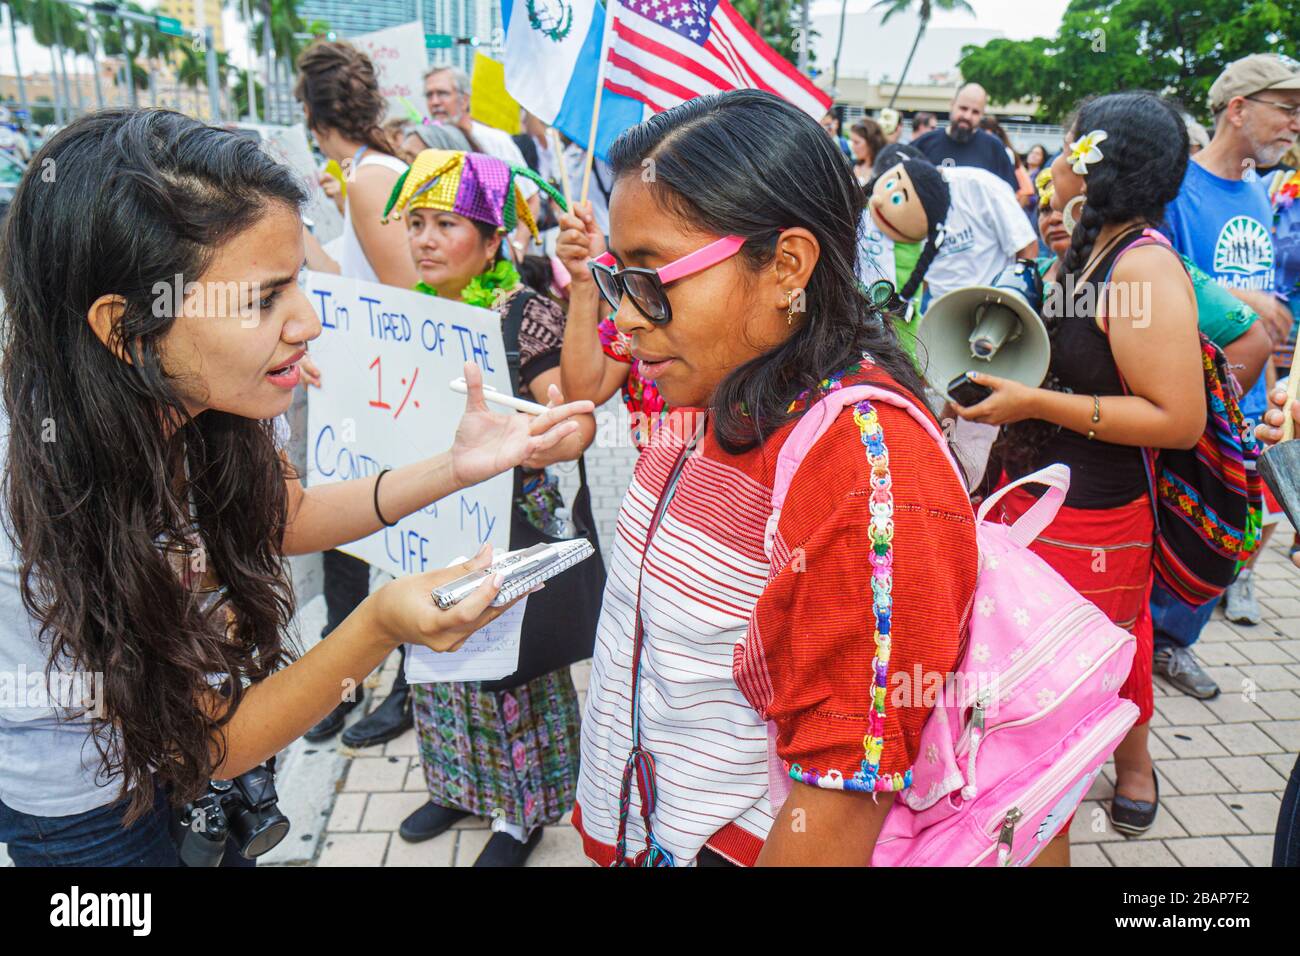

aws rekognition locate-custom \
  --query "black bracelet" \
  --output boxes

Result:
[373,469,397,527]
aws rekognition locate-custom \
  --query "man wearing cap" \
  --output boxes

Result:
[911,83,1019,194]
[1153,53,1300,696]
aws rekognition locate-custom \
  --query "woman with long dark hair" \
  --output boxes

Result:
[572,90,979,866]
[0,110,590,866]
[954,92,1207,856]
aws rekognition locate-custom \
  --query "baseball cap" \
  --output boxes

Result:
[1209,53,1300,112]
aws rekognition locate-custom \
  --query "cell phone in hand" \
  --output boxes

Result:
[947,372,994,407]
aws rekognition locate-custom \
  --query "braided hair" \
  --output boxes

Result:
[1057,93,1188,286]
[992,92,1189,484]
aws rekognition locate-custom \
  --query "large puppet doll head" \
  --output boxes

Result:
[867,157,951,300]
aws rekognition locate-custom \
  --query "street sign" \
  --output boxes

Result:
[155,15,185,37]
[425,33,453,49]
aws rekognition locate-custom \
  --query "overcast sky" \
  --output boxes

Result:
[4,0,1074,77]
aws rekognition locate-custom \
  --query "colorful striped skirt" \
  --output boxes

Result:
[991,488,1156,724]
[411,667,582,832]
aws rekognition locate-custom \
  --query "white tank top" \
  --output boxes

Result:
[338,151,409,283]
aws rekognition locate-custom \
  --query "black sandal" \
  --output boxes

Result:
[1109,769,1159,837]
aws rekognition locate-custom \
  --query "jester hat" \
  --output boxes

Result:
[381,148,566,241]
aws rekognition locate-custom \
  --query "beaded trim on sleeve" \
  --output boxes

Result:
[787,399,913,795]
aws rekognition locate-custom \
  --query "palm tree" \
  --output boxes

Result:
[98,13,150,107]
[27,0,80,122]
[177,44,206,116]
[872,0,974,108]
[253,0,305,123]
[6,1,31,119]
[84,19,106,109]
[139,23,181,112]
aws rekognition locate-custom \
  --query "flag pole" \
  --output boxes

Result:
[581,0,617,204]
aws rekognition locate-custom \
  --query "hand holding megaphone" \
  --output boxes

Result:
[949,369,1044,425]
[915,260,1053,409]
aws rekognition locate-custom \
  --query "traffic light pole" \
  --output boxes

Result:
[205,26,220,121]
[53,0,225,122]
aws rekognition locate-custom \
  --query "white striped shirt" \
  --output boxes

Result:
[575,417,776,866]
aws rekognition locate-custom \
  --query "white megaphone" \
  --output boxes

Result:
[915,260,1052,403]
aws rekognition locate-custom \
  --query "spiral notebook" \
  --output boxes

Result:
[406,540,596,683]
[488,539,595,607]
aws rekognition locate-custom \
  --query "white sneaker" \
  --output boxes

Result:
[1223,570,1262,626]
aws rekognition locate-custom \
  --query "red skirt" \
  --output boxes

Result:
[991,488,1156,725]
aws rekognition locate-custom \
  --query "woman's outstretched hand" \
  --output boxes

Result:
[449,362,594,487]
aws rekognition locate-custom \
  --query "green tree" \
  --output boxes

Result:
[958,0,1300,123]
[873,0,974,107]
[97,6,156,107]
[252,0,306,123]
[733,0,810,67]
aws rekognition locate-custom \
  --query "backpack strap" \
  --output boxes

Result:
[1093,228,1190,527]
[763,381,966,809]
[975,463,1072,547]
[1095,227,1180,335]
[763,382,965,562]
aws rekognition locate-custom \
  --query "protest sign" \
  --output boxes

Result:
[234,122,344,245]
[469,53,521,135]
[304,272,514,579]
[353,22,429,120]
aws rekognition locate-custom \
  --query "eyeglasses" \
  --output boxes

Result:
[1244,96,1300,121]
[588,235,746,324]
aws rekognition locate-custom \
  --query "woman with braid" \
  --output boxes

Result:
[951,92,1207,858]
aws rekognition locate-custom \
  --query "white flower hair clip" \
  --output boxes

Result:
[1069,130,1108,175]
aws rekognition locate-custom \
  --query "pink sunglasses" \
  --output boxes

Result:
[588,235,746,324]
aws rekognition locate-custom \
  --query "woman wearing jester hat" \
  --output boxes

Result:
[383,148,602,866]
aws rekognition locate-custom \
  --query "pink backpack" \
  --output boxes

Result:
[757,383,1139,866]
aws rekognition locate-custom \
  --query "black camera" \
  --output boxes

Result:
[171,762,290,867]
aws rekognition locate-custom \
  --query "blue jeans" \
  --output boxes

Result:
[1150,574,1219,653]
[0,784,255,867]
[1276,752,1300,867]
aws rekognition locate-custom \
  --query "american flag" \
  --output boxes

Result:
[604,0,831,120]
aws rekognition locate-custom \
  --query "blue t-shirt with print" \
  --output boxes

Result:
[1161,160,1274,417]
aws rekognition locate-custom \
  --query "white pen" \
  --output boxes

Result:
[449,377,550,415]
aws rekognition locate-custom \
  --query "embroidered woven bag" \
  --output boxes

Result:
[738,383,1139,866]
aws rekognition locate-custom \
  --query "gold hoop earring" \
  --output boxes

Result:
[1063,195,1086,234]
[786,289,801,326]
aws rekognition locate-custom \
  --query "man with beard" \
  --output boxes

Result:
[1154,53,1300,691]
[912,83,1018,193]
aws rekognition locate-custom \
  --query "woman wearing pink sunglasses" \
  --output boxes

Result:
[571,90,979,867]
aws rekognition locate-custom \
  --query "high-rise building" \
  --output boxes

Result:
[159,0,226,51]
[296,0,501,72]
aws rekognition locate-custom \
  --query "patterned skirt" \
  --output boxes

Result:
[411,668,581,831]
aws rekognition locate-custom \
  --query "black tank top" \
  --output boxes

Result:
[1019,228,1150,509]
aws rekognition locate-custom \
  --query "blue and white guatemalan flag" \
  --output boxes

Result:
[502,0,647,160]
